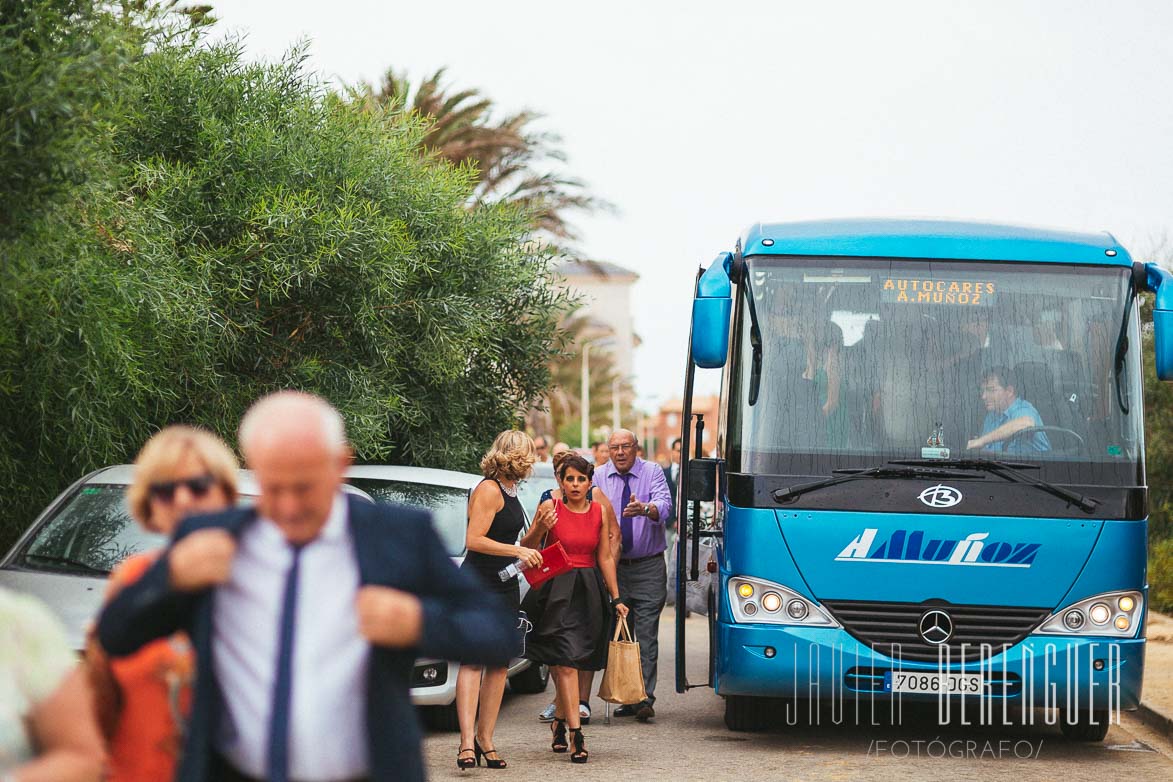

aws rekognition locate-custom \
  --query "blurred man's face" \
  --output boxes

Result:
[534,437,549,461]
[671,441,682,464]
[248,436,348,545]
[608,433,637,472]
[594,442,610,465]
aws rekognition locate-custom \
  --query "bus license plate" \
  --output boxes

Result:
[883,672,983,694]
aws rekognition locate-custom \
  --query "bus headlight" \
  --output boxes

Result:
[728,577,839,627]
[1035,590,1143,638]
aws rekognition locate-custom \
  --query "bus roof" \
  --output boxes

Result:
[741,219,1133,266]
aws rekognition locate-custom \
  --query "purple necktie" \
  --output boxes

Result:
[620,473,635,554]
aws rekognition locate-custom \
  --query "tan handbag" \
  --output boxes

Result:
[597,616,648,705]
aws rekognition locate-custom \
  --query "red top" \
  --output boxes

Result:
[549,499,603,568]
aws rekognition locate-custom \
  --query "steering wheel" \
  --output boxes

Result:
[1002,425,1086,455]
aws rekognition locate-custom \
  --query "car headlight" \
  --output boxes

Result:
[1035,590,1143,638]
[727,576,839,626]
[410,661,449,687]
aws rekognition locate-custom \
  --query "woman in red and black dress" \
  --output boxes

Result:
[521,452,627,764]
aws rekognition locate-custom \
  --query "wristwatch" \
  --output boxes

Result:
[642,502,651,515]
[610,595,626,607]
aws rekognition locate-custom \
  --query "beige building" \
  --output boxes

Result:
[528,258,642,441]
[556,259,639,380]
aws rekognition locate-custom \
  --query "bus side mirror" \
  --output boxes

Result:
[691,253,733,368]
[686,457,721,502]
[1146,263,1173,381]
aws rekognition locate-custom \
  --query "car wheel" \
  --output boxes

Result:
[421,703,460,732]
[509,662,549,694]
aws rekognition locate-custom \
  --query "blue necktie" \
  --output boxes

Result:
[267,543,304,782]
[620,473,635,555]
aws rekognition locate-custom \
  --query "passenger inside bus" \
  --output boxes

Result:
[762,286,848,448]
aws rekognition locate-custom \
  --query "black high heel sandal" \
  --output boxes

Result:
[569,728,588,764]
[475,738,507,769]
[457,746,477,770]
[551,718,569,753]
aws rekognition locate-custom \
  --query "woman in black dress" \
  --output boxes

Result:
[456,430,541,770]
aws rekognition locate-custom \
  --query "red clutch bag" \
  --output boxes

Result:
[523,541,573,587]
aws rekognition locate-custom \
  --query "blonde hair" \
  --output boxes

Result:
[128,425,239,531]
[480,430,536,482]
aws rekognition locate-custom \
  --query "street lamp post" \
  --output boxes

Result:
[611,376,621,432]
[580,337,614,449]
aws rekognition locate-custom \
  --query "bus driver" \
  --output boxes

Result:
[966,366,1051,453]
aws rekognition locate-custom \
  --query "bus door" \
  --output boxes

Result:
[676,254,734,693]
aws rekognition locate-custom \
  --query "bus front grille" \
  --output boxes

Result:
[822,600,1051,662]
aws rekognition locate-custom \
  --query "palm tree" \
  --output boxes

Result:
[361,68,609,240]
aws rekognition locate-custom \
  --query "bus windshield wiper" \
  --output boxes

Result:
[890,458,1100,513]
[741,268,764,406]
[773,465,978,504]
[21,553,108,575]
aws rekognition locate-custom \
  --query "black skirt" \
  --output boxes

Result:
[521,566,612,671]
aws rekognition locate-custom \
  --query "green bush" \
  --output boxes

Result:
[1151,537,1173,614]
[0,28,568,548]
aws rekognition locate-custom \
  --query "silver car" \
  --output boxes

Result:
[0,464,548,731]
[341,465,548,729]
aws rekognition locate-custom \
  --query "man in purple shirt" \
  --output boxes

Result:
[594,429,673,721]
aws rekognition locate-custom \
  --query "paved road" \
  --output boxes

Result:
[423,608,1173,781]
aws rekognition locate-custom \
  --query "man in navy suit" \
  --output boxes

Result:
[98,392,514,782]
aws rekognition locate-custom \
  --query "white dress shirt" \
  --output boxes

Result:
[213,495,370,780]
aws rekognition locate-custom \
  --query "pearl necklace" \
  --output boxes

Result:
[499,480,518,497]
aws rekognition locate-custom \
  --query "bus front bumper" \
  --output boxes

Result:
[714,622,1144,710]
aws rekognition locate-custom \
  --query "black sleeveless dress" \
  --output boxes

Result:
[461,479,526,611]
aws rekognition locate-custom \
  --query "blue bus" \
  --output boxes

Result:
[674,219,1173,740]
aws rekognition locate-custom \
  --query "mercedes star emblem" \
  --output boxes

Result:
[919,609,954,645]
[918,484,963,508]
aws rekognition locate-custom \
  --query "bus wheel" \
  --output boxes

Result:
[1059,710,1110,742]
[724,695,767,732]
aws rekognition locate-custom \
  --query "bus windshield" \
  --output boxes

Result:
[727,257,1143,486]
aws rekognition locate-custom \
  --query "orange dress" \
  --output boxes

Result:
[104,553,194,782]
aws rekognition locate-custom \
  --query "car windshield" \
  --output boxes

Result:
[11,480,379,576]
[517,465,559,518]
[17,485,164,575]
[728,257,1144,486]
[345,478,471,556]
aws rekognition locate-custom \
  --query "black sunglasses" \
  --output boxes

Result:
[148,474,216,503]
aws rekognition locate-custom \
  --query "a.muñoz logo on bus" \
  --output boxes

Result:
[835,528,1041,568]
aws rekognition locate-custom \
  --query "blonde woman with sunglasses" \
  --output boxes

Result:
[87,426,238,782]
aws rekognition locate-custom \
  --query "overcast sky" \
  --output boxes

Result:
[209,0,1173,409]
